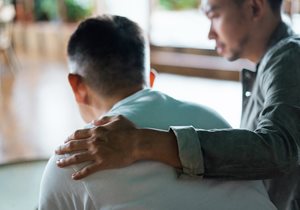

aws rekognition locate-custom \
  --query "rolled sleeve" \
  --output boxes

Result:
[170,126,204,177]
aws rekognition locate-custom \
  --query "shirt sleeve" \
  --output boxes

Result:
[170,126,204,176]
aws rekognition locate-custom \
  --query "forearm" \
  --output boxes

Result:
[159,123,299,180]
[198,127,299,179]
[133,128,182,169]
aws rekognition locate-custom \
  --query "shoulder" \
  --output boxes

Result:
[259,36,300,90]
[39,155,90,210]
[145,89,231,128]
[109,88,230,129]
[181,101,231,128]
[263,35,300,69]
[41,155,75,186]
[270,34,300,53]
[157,94,231,128]
[39,155,73,209]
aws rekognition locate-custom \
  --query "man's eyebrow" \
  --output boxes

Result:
[203,5,221,14]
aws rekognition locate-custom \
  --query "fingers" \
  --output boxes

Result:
[56,139,90,155]
[93,116,115,126]
[93,115,129,127]
[56,152,93,167]
[56,153,104,180]
[55,115,136,180]
[72,163,102,180]
[65,128,92,143]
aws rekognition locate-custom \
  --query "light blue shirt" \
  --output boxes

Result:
[39,89,276,210]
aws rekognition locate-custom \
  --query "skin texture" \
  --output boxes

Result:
[204,0,280,62]
[205,0,252,60]
[57,116,138,179]
[56,0,281,180]
[56,115,180,180]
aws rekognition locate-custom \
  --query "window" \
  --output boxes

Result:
[150,1,214,49]
[283,0,300,34]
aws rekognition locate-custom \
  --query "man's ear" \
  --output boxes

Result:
[68,73,88,104]
[150,68,157,88]
[249,0,265,20]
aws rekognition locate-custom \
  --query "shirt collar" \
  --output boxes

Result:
[266,21,294,51]
[255,21,294,72]
[108,88,151,113]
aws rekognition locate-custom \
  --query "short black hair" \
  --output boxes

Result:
[267,0,283,12]
[235,0,283,13]
[67,15,146,96]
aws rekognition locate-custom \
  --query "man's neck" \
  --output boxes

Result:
[93,85,144,118]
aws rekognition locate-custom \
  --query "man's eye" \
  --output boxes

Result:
[212,14,220,19]
[207,12,217,19]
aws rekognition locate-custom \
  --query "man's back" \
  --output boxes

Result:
[39,89,276,210]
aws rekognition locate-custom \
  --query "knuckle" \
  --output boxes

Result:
[95,159,102,165]
[74,130,82,138]
[68,141,75,149]
[101,116,109,121]
[117,114,124,120]
[94,126,105,133]
[67,141,77,151]
[88,138,98,147]
[71,129,86,140]
[90,147,100,155]
[72,154,79,161]
[94,155,103,164]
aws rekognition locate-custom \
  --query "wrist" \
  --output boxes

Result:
[131,128,149,162]
[131,128,181,168]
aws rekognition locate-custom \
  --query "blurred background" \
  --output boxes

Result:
[0,0,300,164]
[1,1,300,209]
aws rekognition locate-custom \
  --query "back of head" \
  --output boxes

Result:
[67,15,146,96]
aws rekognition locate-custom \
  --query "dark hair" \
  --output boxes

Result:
[67,15,146,96]
[235,0,283,13]
[266,0,283,12]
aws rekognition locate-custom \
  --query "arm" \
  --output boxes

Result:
[171,43,300,179]
[57,114,299,180]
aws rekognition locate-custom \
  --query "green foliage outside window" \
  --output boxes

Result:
[34,0,59,21]
[64,0,92,22]
[159,0,199,10]
[33,0,92,22]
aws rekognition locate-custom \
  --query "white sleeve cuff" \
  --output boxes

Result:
[170,126,204,177]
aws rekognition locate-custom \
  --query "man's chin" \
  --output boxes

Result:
[226,56,239,62]
[224,53,240,62]
[215,47,240,61]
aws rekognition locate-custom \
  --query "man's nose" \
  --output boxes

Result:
[208,23,216,40]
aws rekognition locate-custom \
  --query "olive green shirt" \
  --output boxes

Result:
[172,22,300,210]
